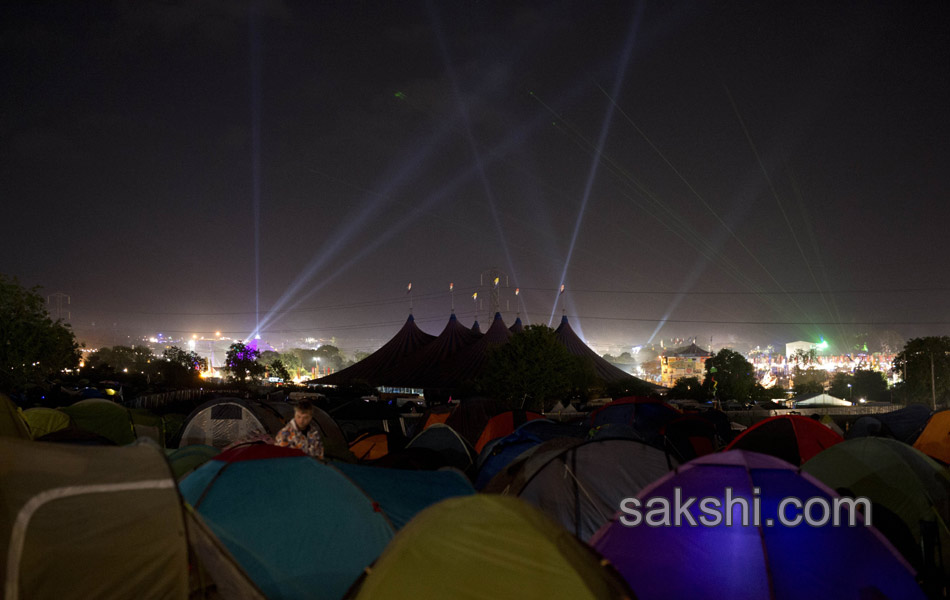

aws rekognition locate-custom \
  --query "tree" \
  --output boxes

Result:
[670,376,706,401]
[225,342,266,384]
[279,352,303,379]
[0,275,80,391]
[827,372,855,400]
[313,345,346,372]
[157,346,205,387]
[852,369,888,403]
[87,345,154,375]
[893,337,950,408]
[351,350,371,363]
[267,359,292,381]
[792,368,827,395]
[478,325,595,412]
[703,349,756,400]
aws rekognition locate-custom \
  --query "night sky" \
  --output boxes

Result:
[2,1,948,354]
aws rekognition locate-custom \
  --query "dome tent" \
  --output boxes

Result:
[179,444,475,600]
[474,409,545,453]
[404,423,477,473]
[345,495,633,600]
[0,393,31,439]
[474,419,588,490]
[177,397,346,455]
[483,436,676,541]
[587,396,681,447]
[847,403,931,443]
[724,414,843,466]
[21,406,71,439]
[591,450,925,600]
[803,437,950,591]
[0,437,263,600]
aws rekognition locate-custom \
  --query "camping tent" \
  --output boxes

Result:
[0,394,31,439]
[474,409,545,453]
[180,444,394,600]
[483,437,677,541]
[587,397,681,447]
[58,398,137,445]
[0,437,261,600]
[591,450,925,600]
[404,423,476,473]
[349,431,390,461]
[177,397,346,455]
[724,414,843,465]
[914,410,950,464]
[659,413,720,462]
[443,396,504,446]
[345,495,634,600]
[803,437,950,591]
[474,419,588,490]
[21,407,71,439]
[180,444,476,600]
[332,462,474,529]
[847,404,931,443]
[166,444,220,480]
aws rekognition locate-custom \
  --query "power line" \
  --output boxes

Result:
[70,285,950,317]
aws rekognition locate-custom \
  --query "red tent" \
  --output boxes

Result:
[725,414,843,465]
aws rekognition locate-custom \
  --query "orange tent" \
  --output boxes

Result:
[349,432,389,461]
[474,410,545,453]
[914,410,950,464]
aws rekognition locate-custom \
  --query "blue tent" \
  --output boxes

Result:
[333,462,474,529]
[474,419,587,490]
[182,445,391,600]
[180,443,475,599]
[847,403,931,443]
[591,450,925,599]
[587,397,680,447]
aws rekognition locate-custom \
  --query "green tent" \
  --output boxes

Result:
[59,398,136,445]
[0,394,30,440]
[0,437,265,600]
[166,444,220,480]
[21,407,71,439]
[0,437,188,598]
[346,495,632,599]
[803,437,950,588]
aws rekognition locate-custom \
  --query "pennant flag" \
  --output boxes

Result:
[493,277,499,287]
[472,292,477,301]
[406,282,412,294]
[559,284,565,294]
[515,287,520,296]
[449,282,454,291]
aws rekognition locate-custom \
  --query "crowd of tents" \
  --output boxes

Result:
[3,390,950,599]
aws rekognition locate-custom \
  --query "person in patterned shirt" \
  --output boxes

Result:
[274,399,324,459]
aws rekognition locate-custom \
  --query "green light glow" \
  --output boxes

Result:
[394,92,406,99]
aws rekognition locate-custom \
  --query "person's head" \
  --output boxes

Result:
[294,399,314,429]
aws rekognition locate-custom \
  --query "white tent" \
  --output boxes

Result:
[793,393,851,407]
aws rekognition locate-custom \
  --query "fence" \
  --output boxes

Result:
[128,388,245,410]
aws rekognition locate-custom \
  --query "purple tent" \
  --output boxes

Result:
[591,450,925,600]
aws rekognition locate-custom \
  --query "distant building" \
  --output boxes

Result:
[660,343,713,388]
[785,341,815,357]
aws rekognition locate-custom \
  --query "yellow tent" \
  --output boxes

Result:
[0,394,31,439]
[914,409,950,464]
